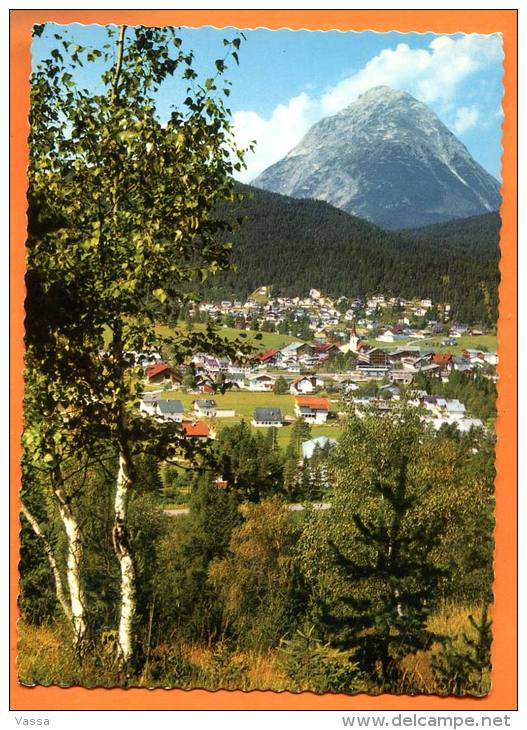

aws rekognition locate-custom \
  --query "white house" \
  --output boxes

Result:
[378,329,406,343]
[156,399,184,423]
[445,399,466,420]
[247,373,275,391]
[193,399,217,417]
[251,407,283,428]
[289,374,324,395]
[139,392,158,416]
[294,396,330,424]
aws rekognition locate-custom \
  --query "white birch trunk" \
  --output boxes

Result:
[20,501,73,626]
[55,495,87,647]
[112,449,136,668]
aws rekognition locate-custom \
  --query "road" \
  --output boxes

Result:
[163,502,332,517]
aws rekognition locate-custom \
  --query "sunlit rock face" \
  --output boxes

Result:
[252,86,501,230]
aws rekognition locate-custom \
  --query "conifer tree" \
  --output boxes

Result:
[299,408,464,687]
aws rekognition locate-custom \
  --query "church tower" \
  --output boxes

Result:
[349,321,360,353]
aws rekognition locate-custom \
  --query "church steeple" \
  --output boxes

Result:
[349,321,360,353]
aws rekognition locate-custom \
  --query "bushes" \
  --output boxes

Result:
[19,406,495,694]
[279,625,364,693]
[209,497,307,650]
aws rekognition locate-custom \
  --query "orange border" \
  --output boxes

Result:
[9,9,517,712]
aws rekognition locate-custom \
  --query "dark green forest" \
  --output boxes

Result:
[402,212,502,255]
[205,186,500,325]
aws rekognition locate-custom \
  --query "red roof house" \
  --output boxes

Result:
[432,353,454,369]
[258,348,279,363]
[146,362,180,385]
[294,396,330,424]
[182,421,210,439]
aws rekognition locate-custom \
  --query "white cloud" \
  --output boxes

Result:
[452,106,480,134]
[233,33,503,181]
[320,34,502,113]
[233,93,315,182]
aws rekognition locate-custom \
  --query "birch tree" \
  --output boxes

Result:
[26,22,248,672]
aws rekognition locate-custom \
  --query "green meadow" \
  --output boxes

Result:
[154,388,343,451]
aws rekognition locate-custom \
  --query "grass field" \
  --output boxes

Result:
[367,333,498,355]
[18,600,488,692]
[104,322,301,353]
[157,322,301,352]
[155,388,344,451]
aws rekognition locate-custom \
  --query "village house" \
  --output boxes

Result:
[356,347,390,377]
[223,373,246,389]
[358,347,389,367]
[227,360,253,376]
[417,363,441,377]
[257,349,279,368]
[428,417,484,433]
[139,392,158,416]
[378,327,407,343]
[193,399,217,417]
[146,362,180,386]
[445,399,467,419]
[452,355,472,372]
[313,342,341,361]
[181,420,212,441]
[156,399,184,423]
[338,378,360,394]
[379,384,401,399]
[279,342,315,362]
[289,374,324,395]
[294,396,330,424]
[432,353,455,373]
[125,350,161,367]
[389,370,414,385]
[388,348,421,364]
[247,373,275,391]
[252,407,284,428]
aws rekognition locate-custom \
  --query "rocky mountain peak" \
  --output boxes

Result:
[252,86,501,230]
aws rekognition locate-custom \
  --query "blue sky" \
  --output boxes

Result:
[32,24,504,182]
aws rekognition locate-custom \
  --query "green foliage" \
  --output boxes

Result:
[286,418,312,460]
[146,644,195,687]
[212,421,284,501]
[24,22,251,666]
[273,376,289,394]
[279,625,363,694]
[209,497,307,649]
[432,605,492,695]
[299,408,491,687]
[196,641,250,690]
[154,475,241,644]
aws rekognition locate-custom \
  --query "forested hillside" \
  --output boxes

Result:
[401,212,501,255]
[206,186,500,324]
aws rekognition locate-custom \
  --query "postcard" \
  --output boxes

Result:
[9,8,518,713]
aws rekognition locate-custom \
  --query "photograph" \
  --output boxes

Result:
[13,12,515,705]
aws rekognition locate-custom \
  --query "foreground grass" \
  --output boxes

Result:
[18,603,490,694]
